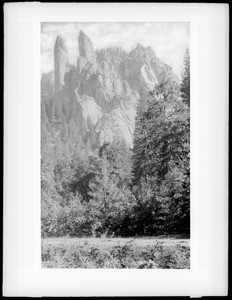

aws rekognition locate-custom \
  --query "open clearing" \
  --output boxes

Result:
[42,236,190,247]
[42,236,190,269]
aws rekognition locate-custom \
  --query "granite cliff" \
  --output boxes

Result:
[41,30,176,155]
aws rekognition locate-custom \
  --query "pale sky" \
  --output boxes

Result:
[41,22,190,77]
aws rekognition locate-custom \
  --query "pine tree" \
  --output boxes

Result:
[132,89,151,186]
[88,141,134,235]
[180,49,190,106]
[132,67,190,235]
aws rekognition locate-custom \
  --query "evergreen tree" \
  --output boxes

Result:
[180,49,190,106]
[88,141,134,235]
[132,66,190,235]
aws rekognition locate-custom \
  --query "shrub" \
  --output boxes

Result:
[41,239,190,269]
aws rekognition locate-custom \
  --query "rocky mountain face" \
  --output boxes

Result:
[41,30,175,155]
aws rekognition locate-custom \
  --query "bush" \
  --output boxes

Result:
[41,239,190,269]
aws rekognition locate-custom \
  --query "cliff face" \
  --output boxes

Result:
[54,36,69,91]
[41,31,175,154]
[78,30,96,63]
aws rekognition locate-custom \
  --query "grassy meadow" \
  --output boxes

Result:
[41,236,190,269]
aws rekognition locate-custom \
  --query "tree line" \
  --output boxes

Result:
[41,49,190,237]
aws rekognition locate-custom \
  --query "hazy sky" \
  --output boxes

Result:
[41,22,190,77]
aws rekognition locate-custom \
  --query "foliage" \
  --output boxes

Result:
[180,49,190,106]
[41,51,190,238]
[41,239,190,269]
[41,135,135,237]
[132,60,190,235]
[88,140,135,235]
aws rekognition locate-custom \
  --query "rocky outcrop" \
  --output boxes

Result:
[41,71,55,100]
[41,30,177,153]
[78,30,95,63]
[54,35,69,91]
[54,36,69,118]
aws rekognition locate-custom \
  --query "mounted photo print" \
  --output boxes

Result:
[41,22,190,269]
[4,3,228,297]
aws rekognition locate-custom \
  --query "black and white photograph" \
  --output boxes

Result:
[4,2,228,296]
[41,22,190,269]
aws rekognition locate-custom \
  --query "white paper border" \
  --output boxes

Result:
[4,2,229,297]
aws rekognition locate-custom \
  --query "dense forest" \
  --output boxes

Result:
[41,49,190,238]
